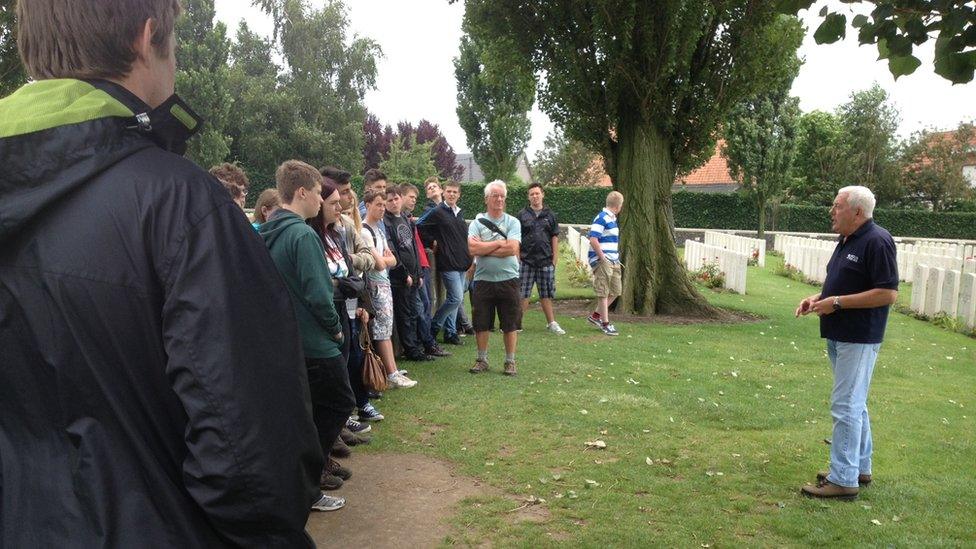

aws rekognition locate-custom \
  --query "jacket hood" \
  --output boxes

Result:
[259,209,308,248]
[0,79,202,242]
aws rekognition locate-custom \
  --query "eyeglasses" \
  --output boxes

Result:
[488,194,506,199]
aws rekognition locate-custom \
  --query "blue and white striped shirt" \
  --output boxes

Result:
[588,208,619,266]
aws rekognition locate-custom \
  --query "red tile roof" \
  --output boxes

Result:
[592,139,737,188]
[676,140,737,186]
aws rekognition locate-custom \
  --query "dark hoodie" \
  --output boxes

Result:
[0,79,321,548]
[260,209,343,358]
[417,202,472,272]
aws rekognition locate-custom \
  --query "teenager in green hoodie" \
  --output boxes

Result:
[260,160,352,512]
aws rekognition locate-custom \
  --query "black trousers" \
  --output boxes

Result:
[392,283,422,356]
[305,318,354,457]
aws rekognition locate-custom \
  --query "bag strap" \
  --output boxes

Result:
[477,217,508,240]
[359,323,372,351]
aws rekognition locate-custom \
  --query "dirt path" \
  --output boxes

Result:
[306,452,490,548]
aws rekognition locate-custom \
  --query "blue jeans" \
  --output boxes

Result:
[416,268,437,348]
[826,339,880,488]
[432,270,464,338]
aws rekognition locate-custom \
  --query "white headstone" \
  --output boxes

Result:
[958,273,976,329]
[923,267,945,317]
[940,270,961,317]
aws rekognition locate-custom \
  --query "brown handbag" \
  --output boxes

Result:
[360,326,388,392]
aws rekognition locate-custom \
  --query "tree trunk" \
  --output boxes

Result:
[614,120,721,317]
[756,192,766,238]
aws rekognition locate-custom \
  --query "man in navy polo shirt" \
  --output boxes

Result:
[795,185,898,500]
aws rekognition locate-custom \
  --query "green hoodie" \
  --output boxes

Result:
[260,209,343,359]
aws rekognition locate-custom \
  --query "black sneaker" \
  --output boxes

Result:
[358,403,384,421]
[444,334,463,345]
[345,417,372,435]
[403,352,435,361]
[425,345,452,357]
[462,325,475,335]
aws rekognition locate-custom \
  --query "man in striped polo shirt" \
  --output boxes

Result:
[587,191,624,336]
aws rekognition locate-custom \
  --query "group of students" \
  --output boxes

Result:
[209,159,630,512]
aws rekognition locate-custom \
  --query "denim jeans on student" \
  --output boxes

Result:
[826,339,880,488]
[415,272,437,349]
[347,318,368,409]
[432,270,464,337]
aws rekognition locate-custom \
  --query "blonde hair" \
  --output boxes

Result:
[343,190,363,232]
[606,191,624,208]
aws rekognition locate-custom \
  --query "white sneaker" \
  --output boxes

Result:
[311,493,345,511]
[388,371,418,388]
[547,321,566,335]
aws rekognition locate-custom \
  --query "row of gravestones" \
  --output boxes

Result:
[683,240,748,294]
[774,234,976,284]
[704,231,766,267]
[910,264,976,329]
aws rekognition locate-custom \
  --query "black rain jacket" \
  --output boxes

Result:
[0,79,322,548]
[416,203,472,272]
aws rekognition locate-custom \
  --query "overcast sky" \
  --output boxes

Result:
[214,0,975,159]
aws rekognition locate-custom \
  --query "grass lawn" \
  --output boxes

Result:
[367,253,975,546]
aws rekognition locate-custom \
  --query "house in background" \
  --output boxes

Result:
[592,139,740,192]
[455,152,534,184]
[673,139,739,193]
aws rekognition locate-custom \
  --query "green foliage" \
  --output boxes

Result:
[352,180,976,239]
[690,260,726,289]
[229,0,379,204]
[558,243,593,289]
[379,135,438,183]
[0,0,26,98]
[788,110,845,205]
[465,1,806,315]
[899,123,975,211]
[834,84,902,205]
[175,0,233,169]
[777,203,976,239]
[722,24,803,237]
[791,0,976,83]
[454,28,534,183]
[532,129,606,187]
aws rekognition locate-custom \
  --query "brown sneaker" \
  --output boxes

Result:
[469,359,489,373]
[325,457,352,481]
[816,471,872,486]
[320,471,343,491]
[503,361,517,376]
[801,480,858,501]
[331,436,351,458]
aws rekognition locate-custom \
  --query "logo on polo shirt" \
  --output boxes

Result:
[846,253,859,263]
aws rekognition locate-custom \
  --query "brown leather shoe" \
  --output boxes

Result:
[801,480,858,500]
[817,471,872,486]
[469,359,489,373]
[503,361,517,376]
[331,436,351,458]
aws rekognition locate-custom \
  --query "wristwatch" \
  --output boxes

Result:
[832,296,842,311]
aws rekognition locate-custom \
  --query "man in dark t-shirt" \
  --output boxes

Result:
[517,183,564,334]
[795,185,898,501]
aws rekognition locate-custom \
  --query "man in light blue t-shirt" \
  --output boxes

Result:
[467,180,522,376]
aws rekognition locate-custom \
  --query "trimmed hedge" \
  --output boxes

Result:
[348,178,976,240]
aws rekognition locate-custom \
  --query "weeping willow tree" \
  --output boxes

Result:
[463,1,803,315]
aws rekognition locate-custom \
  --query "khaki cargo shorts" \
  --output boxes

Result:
[592,259,622,298]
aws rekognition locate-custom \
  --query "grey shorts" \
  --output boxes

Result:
[369,281,394,340]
